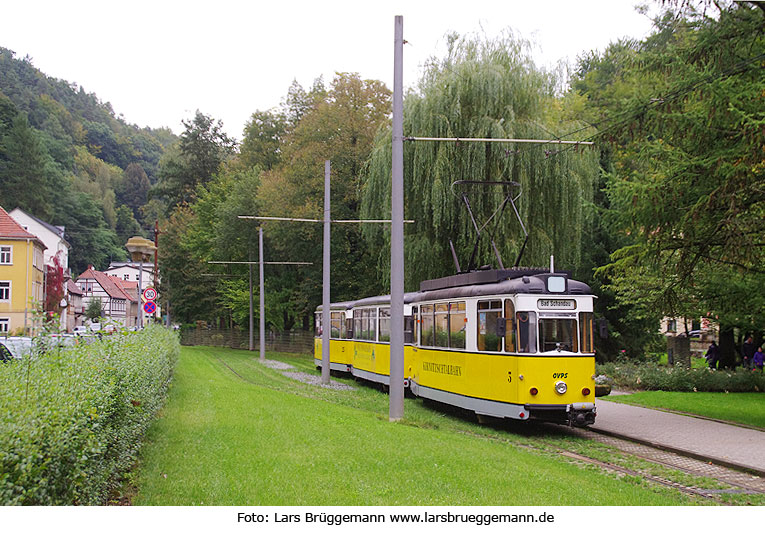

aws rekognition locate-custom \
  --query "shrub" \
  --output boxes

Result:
[0,326,179,505]
[597,361,765,393]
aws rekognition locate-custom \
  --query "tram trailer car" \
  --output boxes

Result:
[315,268,597,427]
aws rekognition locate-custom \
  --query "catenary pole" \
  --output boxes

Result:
[259,227,266,361]
[389,15,405,421]
[249,245,254,351]
[322,161,331,384]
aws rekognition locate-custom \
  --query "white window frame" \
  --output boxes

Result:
[0,246,12,265]
[0,281,10,302]
[0,318,9,333]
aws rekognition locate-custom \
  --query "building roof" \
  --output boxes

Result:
[0,206,47,248]
[77,266,128,301]
[111,277,139,302]
[9,207,70,249]
[66,279,83,296]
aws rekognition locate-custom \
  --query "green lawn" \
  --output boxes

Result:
[603,391,765,428]
[133,346,704,506]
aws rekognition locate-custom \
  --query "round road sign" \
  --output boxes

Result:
[143,301,157,314]
[143,287,157,301]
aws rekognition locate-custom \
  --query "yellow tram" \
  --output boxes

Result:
[315,268,597,427]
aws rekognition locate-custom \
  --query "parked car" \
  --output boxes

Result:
[0,337,33,360]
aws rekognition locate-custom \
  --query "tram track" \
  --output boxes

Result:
[559,426,765,503]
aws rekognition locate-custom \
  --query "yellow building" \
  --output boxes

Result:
[0,206,47,335]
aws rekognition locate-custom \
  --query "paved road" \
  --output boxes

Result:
[591,398,765,476]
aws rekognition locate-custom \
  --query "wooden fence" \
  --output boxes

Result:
[180,328,314,354]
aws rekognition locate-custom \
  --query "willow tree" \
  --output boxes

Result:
[362,33,600,290]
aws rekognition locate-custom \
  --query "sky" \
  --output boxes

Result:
[2,1,656,140]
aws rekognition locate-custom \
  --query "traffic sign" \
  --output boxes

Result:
[143,301,156,314]
[143,287,157,301]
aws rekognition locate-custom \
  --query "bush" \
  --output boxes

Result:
[597,361,765,393]
[0,326,179,505]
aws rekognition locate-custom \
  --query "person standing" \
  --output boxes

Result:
[705,341,720,370]
[753,346,764,372]
[742,336,756,369]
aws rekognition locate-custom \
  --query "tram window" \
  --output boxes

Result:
[435,303,449,347]
[345,318,353,339]
[477,300,502,352]
[504,300,516,352]
[449,301,466,349]
[421,305,434,346]
[516,311,537,353]
[330,312,343,339]
[315,312,322,336]
[368,308,377,341]
[539,318,578,353]
[353,310,362,340]
[580,312,595,354]
[379,307,391,342]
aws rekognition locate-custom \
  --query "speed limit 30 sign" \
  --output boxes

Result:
[143,287,157,301]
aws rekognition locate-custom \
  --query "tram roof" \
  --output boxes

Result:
[318,270,591,311]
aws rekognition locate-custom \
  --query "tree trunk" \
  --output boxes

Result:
[719,326,736,369]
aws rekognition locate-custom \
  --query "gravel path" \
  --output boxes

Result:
[281,371,355,391]
[257,359,294,370]
[257,359,354,390]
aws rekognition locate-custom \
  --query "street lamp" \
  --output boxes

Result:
[125,236,156,329]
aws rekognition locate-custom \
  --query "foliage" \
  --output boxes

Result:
[363,32,600,290]
[85,296,103,321]
[0,326,179,504]
[44,252,66,314]
[597,360,765,392]
[0,48,174,274]
[151,111,234,208]
[577,3,765,329]
[255,73,392,323]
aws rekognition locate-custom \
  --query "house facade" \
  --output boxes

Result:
[9,208,71,331]
[66,279,84,331]
[77,266,137,327]
[0,206,47,335]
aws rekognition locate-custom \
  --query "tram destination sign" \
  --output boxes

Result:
[537,299,577,310]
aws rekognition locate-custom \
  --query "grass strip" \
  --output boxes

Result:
[135,346,706,506]
[603,391,765,429]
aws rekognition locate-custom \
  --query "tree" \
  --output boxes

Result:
[574,1,765,357]
[118,163,151,220]
[152,111,234,208]
[238,110,286,171]
[363,33,600,291]
[0,112,56,217]
[85,297,103,321]
[245,73,392,328]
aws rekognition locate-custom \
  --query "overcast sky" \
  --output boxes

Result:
[2,1,656,139]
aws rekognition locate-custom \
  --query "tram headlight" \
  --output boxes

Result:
[554,381,567,395]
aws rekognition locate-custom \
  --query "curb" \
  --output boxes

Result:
[588,425,765,478]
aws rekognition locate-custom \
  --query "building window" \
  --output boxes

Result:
[0,318,8,333]
[0,246,11,264]
[0,281,10,301]
[667,319,677,333]
[124,274,129,280]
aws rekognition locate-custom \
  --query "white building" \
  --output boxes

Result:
[104,261,160,322]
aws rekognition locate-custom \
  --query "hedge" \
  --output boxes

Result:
[597,361,765,393]
[0,326,179,505]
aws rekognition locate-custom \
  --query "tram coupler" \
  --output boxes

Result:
[568,403,596,427]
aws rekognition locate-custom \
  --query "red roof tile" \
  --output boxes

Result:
[0,206,46,248]
[112,277,139,302]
